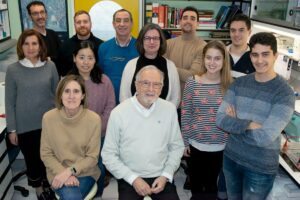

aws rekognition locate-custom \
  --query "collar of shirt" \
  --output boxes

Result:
[115,36,132,47]
[227,44,250,53]
[131,94,156,117]
[19,58,46,68]
[227,44,250,64]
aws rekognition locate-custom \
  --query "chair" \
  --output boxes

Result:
[55,183,98,200]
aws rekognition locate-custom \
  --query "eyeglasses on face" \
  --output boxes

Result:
[138,80,163,89]
[143,36,160,43]
[31,11,46,17]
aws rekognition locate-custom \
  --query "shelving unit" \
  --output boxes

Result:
[142,0,252,41]
[250,0,300,30]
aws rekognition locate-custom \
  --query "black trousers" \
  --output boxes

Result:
[187,145,223,200]
[117,178,180,200]
[18,129,48,188]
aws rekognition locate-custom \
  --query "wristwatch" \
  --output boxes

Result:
[70,166,77,176]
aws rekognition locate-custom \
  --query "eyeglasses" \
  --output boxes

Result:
[138,80,163,89]
[114,18,131,23]
[143,36,160,43]
[31,11,46,17]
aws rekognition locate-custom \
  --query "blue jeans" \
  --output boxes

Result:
[96,136,106,196]
[223,155,276,200]
[54,176,95,200]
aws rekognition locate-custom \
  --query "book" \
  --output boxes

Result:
[223,5,241,28]
[216,6,231,29]
[145,3,152,24]
[215,6,228,24]
[198,10,214,21]
[158,5,165,28]
[152,3,159,24]
[166,6,174,28]
[164,5,169,28]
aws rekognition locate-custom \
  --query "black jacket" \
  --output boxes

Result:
[230,51,255,74]
[56,33,103,76]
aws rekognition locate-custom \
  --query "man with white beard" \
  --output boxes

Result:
[56,10,103,77]
[102,65,184,200]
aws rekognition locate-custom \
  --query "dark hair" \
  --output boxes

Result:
[69,41,103,84]
[180,6,199,22]
[74,10,91,22]
[26,1,47,15]
[55,75,87,109]
[136,23,167,56]
[249,32,277,54]
[113,9,133,22]
[17,29,47,61]
[228,14,251,30]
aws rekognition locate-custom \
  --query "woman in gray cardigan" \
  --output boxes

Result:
[5,29,59,200]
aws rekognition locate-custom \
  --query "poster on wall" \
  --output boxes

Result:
[74,0,139,41]
[18,0,69,42]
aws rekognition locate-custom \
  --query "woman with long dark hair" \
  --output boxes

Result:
[69,41,116,197]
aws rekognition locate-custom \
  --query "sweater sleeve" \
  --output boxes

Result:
[242,93,295,147]
[175,40,206,83]
[119,59,136,103]
[101,110,138,184]
[181,78,193,147]
[216,85,251,134]
[167,60,181,108]
[100,76,116,135]
[49,61,59,94]
[161,106,184,181]
[5,65,17,132]
[73,117,101,175]
[40,114,66,176]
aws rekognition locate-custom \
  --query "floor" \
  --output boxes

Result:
[11,158,300,200]
[11,159,191,200]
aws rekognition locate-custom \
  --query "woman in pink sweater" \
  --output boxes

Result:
[69,41,116,197]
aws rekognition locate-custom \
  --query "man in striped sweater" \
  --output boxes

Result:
[216,32,295,200]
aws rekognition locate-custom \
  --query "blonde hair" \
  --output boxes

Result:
[199,40,233,94]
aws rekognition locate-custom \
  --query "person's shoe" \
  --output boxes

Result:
[37,192,49,200]
[104,174,110,188]
[43,187,57,200]
[183,176,191,190]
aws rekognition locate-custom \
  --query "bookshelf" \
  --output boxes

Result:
[142,0,252,41]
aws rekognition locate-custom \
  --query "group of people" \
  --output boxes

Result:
[4,1,295,200]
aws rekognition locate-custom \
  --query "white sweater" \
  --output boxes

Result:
[102,97,184,184]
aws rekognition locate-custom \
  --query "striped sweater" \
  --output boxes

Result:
[181,76,228,151]
[216,74,295,174]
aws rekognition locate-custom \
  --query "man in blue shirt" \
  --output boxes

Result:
[98,9,139,104]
